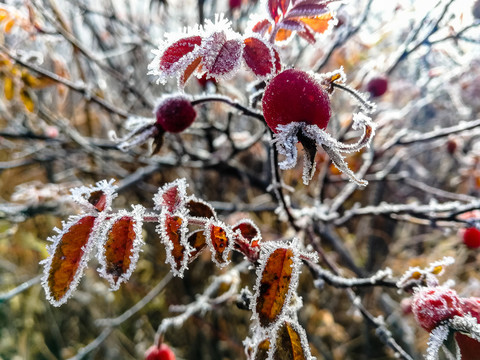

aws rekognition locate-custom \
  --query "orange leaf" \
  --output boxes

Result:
[254,339,270,360]
[206,222,232,266]
[3,17,14,33]
[102,216,137,286]
[180,56,202,87]
[160,213,190,275]
[275,321,307,359]
[256,247,294,327]
[45,215,96,305]
[300,13,334,34]
[275,28,293,42]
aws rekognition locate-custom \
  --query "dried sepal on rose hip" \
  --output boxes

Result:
[114,94,197,154]
[262,68,376,186]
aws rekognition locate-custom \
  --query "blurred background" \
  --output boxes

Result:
[1,0,480,359]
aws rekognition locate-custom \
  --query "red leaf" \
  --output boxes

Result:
[273,48,282,74]
[252,19,272,36]
[88,190,107,212]
[155,179,187,213]
[159,36,203,73]
[256,247,294,327]
[232,220,261,243]
[455,333,480,360]
[268,0,281,22]
[297,27,316,44]
[185,197,216,219]
[101,216,137,287]
[45,215,96,305]
[243,37,276,78]
[204,38,243,78]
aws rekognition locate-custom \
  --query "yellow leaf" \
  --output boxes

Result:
[3,17,15,33]
[20,88,35,112]
[0,9,9,22]
[301,12,334,34]
[4,76,14,100]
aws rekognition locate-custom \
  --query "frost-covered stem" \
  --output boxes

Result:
[270,143,300,232]
[191,95,265,122]
[334,199,480,226]
[306,261,396,288]
[331,82,375,113]
[0,275,42,302]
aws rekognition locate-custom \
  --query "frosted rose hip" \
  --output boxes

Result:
[155,95,197,133]
[412,287,463,331]
[262,69,331,133]
[366,75,388,97]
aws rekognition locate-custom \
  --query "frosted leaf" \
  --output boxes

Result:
[272,120,374,186]
[185,195,217,220]
[157,209,192,278]
[242,34,279,79]
[204,219,235,268]
[450,314,480,342]
[70,179,118,212]
[250,238,317,331]
[201,34,244,80]
[286,3,328,18]
[41,213,105,306]
[96,205,145,290]
[425,324,450,360]
[147,33,204,86]
[232,218,262,245]
[153,178,188,213]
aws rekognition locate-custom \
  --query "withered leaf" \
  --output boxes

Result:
[274,321,307,360]
[46,215,96,304]
[256,247,294,327]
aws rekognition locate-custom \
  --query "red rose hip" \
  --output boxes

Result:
[145,344,176,360]
[155,95,197,133]
[262,69,332,133]
[366,75,388,97]
[412,287,463,331]
[462,227,480,249]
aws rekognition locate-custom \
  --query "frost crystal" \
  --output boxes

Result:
[273,115,376,185]
[425,324,450,360]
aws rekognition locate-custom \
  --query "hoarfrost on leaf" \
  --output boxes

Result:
[425,324,450,360]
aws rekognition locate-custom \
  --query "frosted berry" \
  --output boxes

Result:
[262,69,331,133]
[412,287,463,331]
[462,227,480,249]
[144,344,176,360]
[461,297,480,321]
[155,95,197,133]
[366,75,388,97]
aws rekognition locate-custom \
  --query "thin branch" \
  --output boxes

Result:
[0,275,42,302]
